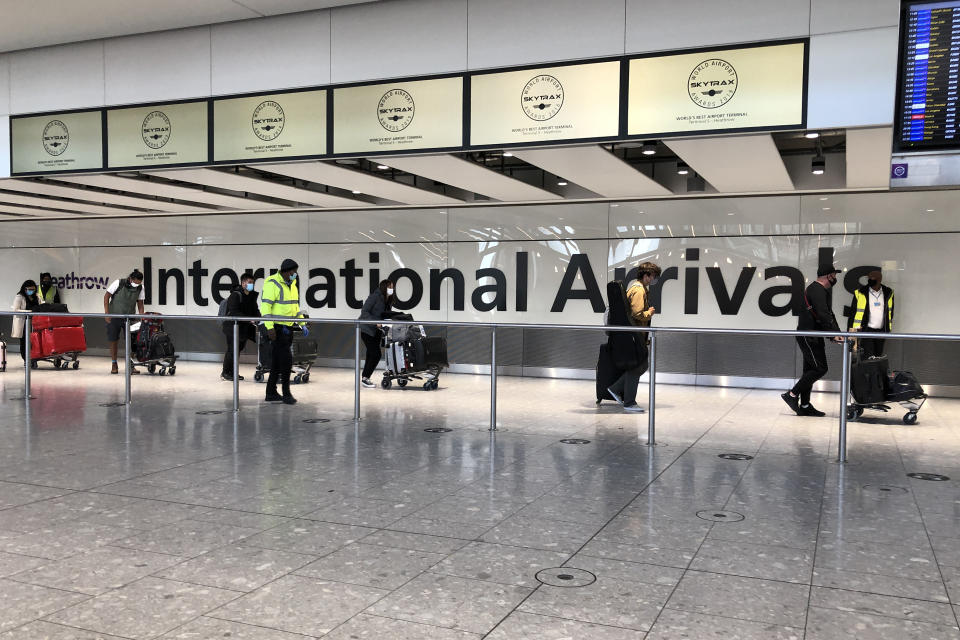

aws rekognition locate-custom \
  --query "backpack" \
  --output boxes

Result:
[217,292,236,326]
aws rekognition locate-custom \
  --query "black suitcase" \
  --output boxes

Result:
[596,342,622,403]
[887,371,924,402]
[850,355,888,404]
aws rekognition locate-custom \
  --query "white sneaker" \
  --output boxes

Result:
[623,403,645,413]
[607,388,623,405]
[361,378,375,388]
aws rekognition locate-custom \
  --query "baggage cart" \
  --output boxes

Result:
[846,340,927,425]
[380,317,447,390]
[254,324,317,384]
[130,313,178,375]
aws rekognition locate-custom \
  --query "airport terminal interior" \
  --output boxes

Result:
[2,0,960,638]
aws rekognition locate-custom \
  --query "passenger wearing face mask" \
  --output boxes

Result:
[11,280,41,364]
[221,272,261,381]
[103,269,146,375]
[260,259,303,404]
[358,279,396,388]
[782,264,844,417]
[38,272,60,304]
[849,269,894,359]
[607,261,661,413]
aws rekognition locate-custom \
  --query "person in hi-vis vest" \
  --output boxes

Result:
[850,269,894,359]
[260,258,304,405]
[39,272,60,304]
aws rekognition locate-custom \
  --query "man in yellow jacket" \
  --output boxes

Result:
[260,258,303,404]
[850,269,894,358]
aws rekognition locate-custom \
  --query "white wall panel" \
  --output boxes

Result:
[76,216,188,249]
[467,0,625,69]
[0,219,82,248]
[625,0,809,54]
[306,208,448,243]
[187,212,308,245]
[808,27,899,129]
[0,116,9,178]
[810,0,899,35]
[211,11,332,95]
[449,203,608,241]
[105,27,211,105]
[330,0,467,82]
[0,54,10,115]
[9,41,104,113]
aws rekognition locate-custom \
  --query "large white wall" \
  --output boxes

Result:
[0,0,901,177]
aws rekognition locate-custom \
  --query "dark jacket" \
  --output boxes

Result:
[798,281,841,333]
[222,286,261,339]
[849,284,894,332]
[359,289,392,337]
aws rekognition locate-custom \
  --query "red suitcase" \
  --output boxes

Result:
[30,331,49,358]
[33,315,83,330]
[41,327,86,355]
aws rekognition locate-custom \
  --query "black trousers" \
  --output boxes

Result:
[18,336,26,361]
[361,331,382,379]
[859,328,886,359]
[266,328,293,394]
[792,336,828,406]
[221,330,250,376]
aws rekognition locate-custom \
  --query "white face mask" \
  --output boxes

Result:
[386,288,394,296]
[130,281,141,288]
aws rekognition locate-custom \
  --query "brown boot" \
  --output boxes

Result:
[111,362,118,374]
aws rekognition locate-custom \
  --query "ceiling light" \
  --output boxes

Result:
[811,156,825,175]
[819,197,829,201]
[727,212,735,216]
[557,180,568,186]
[926,208,935,212]
[376,164,389,170]
[677,161,690,176]
[641,141,657,156]
[351,190,362,194]
[502,151,514,157]
[805,132,820,139]
[822,207,831,211]
[335,158,360,166]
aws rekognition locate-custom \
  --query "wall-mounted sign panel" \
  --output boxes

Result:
[107,101,208,168]
[214,90,327,162]
[11,111,103,175]
[333,77,462,154]
[628,42,806,137]
[470,61,621,147]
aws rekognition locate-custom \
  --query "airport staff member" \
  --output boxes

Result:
[103,269,145,375]
[782,264,844,417]
[38,272,61,304]
[260,258,302,405]
[221,272,261,381]
[607,261,661,413]
[850,269,894,359]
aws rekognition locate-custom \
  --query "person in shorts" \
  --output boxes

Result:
[103,269,145,375]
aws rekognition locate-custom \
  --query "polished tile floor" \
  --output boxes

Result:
[0,356,959,638]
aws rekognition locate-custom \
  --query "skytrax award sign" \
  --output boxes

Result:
[11,110,103,175]
[469,61,621,147]
[107,101,208,168]
[628,41,807,137]
[214,90,327,162]
[333,77,462,154]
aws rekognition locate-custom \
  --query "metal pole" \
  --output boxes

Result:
[647,332,656,446]
[124,316,132,406]
[490,326,497,432]
[837,337,851,463]
[23,314,32,401]
[232,321,240,413]
[354,324,361,422]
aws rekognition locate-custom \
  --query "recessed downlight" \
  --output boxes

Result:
[641,141,657,156]
[677,161,690,176]
[805,132,820,139]
[502,151,514,157]
[557,180,568,186]
[376,164,389,170]
[811,156,825,175]
[351,190,362,194]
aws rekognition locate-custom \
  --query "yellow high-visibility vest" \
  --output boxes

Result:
[852,287,894,331]
[260,273,301,329]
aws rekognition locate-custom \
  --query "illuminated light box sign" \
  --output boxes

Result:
[11,110,103,175]
[107,101,208,168]
[469,61,621,146]
[628,41,807,137]
[214,90,327,162]
[333,77,463,154]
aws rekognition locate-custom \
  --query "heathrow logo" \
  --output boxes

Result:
[521,74,564,121]
[688,59,738,109]
[141,111,172,149]
[377,89,415,132]
[252,100,285,141]
[42,120,69,156]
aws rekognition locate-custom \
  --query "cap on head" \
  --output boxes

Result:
[279,258,299,273]
[817,264,842,278]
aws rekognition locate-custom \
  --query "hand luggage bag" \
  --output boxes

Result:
[850,355,888,405]
[41,327,87,355]
[596,342,622,403]
[887,371,924,402]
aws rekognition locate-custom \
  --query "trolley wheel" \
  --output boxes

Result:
[293,374,302,385]
[381,377,392,389]
[302,372,309,383]
[168,366,176,376]
[855,407,864,419]
[254,371,264,382]
[158,367,166,376]
[903,412,918,425]
[72,361,79,370]
[430,380,439,390]
[846,406,858,421]
[148,363,157,374]
[54,358,63,368]
[398,378,408,387]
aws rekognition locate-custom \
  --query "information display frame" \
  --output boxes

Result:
[893,0,960,152]
[8,107,107,176]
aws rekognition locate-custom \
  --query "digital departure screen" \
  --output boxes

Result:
[897,1,960,150]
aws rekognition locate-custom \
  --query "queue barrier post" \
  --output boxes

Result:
[647,331,656,445]
[124,317,132,405]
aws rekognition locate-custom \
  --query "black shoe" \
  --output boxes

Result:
[221,374,245,381]
[799,404,826,417]
[282,394,297,405]
[264,391,283,402]
[781,392,800,415]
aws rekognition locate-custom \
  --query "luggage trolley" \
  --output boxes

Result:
[253,324,318,384]
[846,340,927,425]
[31,313,86,370]
[130,313,178,375]
[380,316,447,390]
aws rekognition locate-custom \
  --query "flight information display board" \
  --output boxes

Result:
[897,1,960,150]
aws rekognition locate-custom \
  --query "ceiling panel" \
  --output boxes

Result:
[845,126,893,189]
[0,192,134,215]
[0,202,88,217]
[143,168,358,208]
[665,134,795,193]
[513,146,672,198]
[57,174,263,210]
[256,162,463,205]
[0,179,201,212]
[378,154,562,202]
